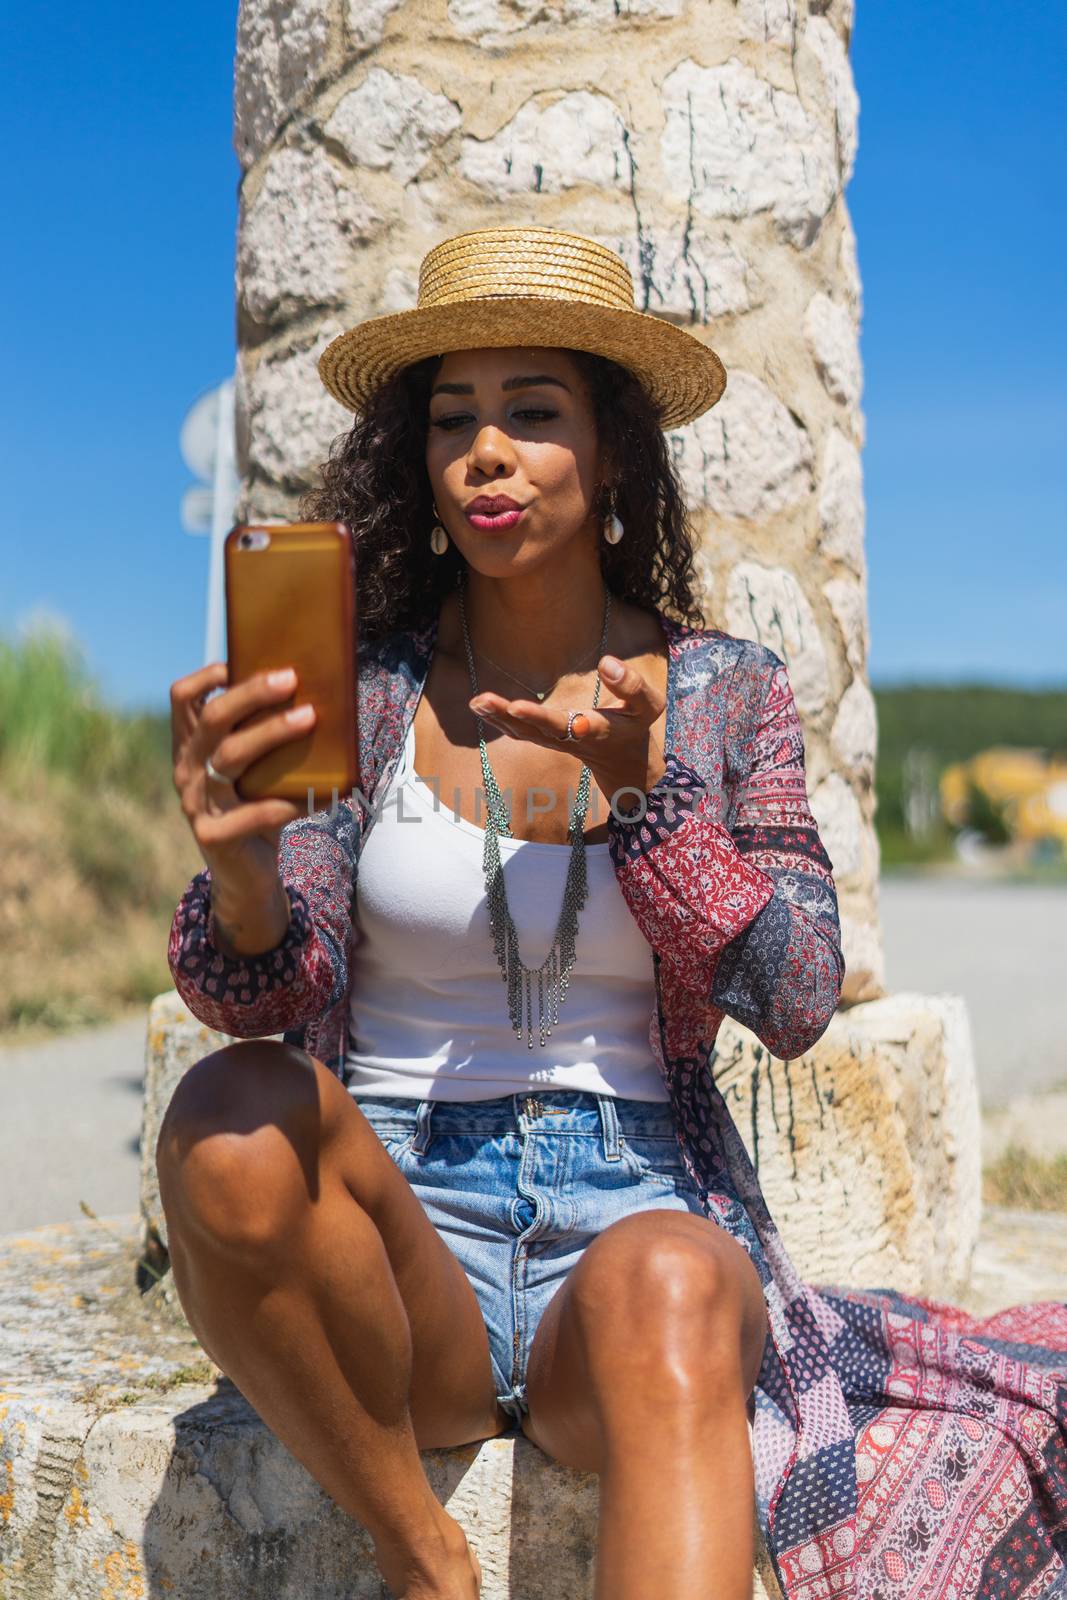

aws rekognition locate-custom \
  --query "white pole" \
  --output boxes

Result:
[204,375,239,669]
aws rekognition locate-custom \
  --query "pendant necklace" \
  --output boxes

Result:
[457,572,613,1048]
[471,635,605,701]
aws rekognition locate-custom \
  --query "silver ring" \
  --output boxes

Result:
[205,754,234,785]
[559,710,582,743]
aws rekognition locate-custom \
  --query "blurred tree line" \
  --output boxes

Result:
[873,684,1067,867]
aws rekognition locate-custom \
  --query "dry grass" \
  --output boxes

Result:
[0,773,203,1039]
[0,622,203,1041]
[983,1145,1067,1212]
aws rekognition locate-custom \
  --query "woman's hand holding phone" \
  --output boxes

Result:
[170,660,317,955]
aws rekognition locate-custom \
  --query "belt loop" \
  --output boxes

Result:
[598,1094,622,1161]
[412,1098,434,1154]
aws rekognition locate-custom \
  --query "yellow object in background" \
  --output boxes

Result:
[940,747,1067,845]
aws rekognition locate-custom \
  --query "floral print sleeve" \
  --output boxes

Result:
[166,804,357,1040]
[607,650,845,1059]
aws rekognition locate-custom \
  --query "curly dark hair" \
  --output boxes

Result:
[298,348,707,643]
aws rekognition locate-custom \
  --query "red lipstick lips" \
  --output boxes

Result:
[467,495,522,513]
[465,494,527,530]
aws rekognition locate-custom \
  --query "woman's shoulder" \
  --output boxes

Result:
[660,609,786,693]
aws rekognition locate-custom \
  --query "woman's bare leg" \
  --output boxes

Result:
[157,1041,511,1599]
[518,1210,770,1600]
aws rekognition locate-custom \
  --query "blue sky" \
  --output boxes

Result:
[4,1,1064,713]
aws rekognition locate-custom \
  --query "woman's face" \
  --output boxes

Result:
[425,346,604,571]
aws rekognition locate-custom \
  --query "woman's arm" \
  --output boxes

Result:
[606,648,845,1059]
[167,805,356,1039]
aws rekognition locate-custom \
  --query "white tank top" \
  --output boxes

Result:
[344,716,668,1101]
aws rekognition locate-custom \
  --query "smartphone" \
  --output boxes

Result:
[224,521,358,812]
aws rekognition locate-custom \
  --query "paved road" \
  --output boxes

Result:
[1,880,1063,1231]
[0,1010,147,1234]
[878,877,1066,1109]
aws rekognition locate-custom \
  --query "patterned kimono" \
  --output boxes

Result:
[169,606,1067,1599]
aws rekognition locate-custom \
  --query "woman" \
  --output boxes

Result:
[163,227,1066,1600]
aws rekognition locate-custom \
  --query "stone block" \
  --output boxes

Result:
[804,289,863,409]
[711,993,982,1299]
[324,68,461,184]
[660,57,838,247]
[235,0,333,170]
[242,321,353,490]
[458,90,632,197]
[0,1216,781,1598]
[4,1201,1060,1595]
[237,147,382,326]
[673,371,816,523]
[817,426,866,576]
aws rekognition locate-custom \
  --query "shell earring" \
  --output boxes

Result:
[429,500,449,555]
[603,488,624,545]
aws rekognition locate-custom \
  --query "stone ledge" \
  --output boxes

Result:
[0,1215,783,1598]
[6,1205,1065,1597]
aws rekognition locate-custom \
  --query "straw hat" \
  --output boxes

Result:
[317,225,727,430]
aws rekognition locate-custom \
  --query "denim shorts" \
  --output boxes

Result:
[354,1088,708,1428]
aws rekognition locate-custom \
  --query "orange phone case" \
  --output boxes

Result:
[224,521,358,812]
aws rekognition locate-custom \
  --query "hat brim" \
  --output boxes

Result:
[317,297,726,430]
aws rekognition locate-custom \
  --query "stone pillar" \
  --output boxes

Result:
[233,0,877,1000]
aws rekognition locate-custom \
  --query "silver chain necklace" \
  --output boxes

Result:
[472,634,605,701]
[457,572,613,1049]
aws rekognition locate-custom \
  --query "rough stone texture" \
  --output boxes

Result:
[346,0,405,55]
[325,69,461,185]
[809,770,866,883]
[711,994,983,1300]
[602,224,766,321]
[449,0,684,44]
[231,0,886,1006]
[243,322,354,493]
[804,290,863,408]
[838,209,863,327]
[817,426,866,575]
[804,17,860,185]
[673,371,816,522]
[459,91,631,198]
[722,559,830,718]
[0,1216,779,1599]
[735,0,797,47]
[829,675,877,783]
[237,146,382,326]
[3,1200,1061,1597]
[661,59,839,249]
[234,0,335,171]
[823,573,869,674]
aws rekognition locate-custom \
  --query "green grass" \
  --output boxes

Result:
[0,618,172,804]
[876,821,958,869]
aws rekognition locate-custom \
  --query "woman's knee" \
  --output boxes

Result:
[156,1040,332,1257]
[569,1213,760,1380]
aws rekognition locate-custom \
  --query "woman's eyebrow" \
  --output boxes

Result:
[430,374,572,398]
